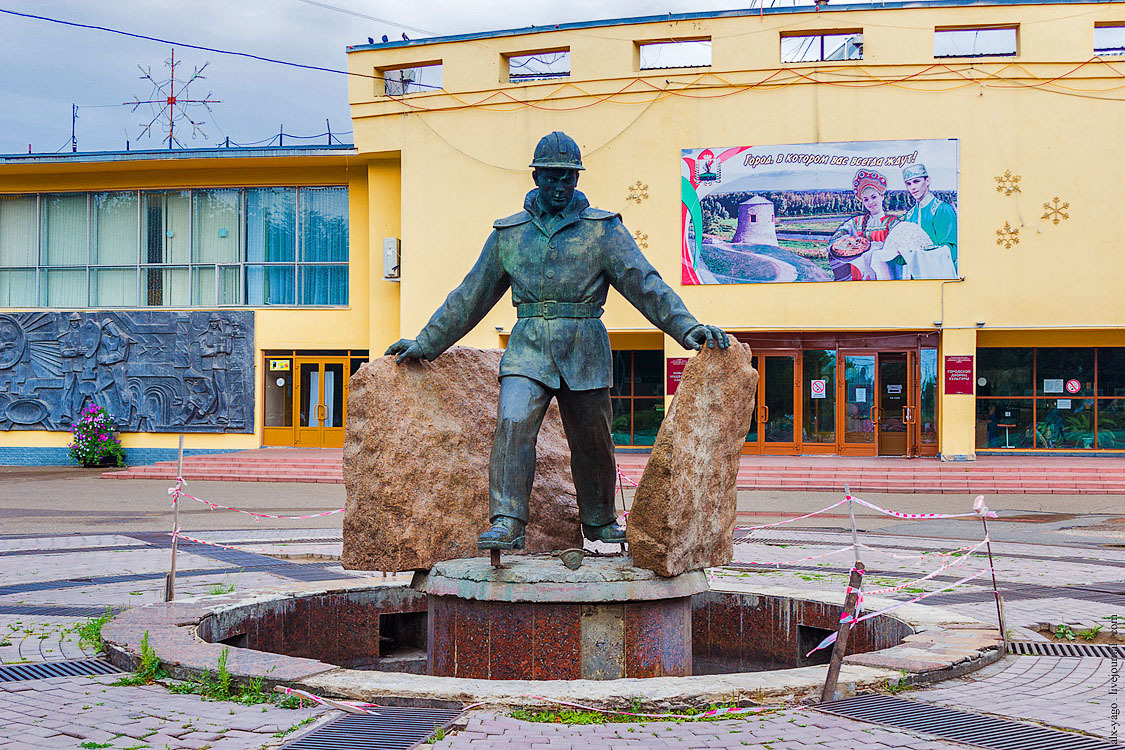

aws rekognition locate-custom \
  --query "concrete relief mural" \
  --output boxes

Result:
[0,311,254,433]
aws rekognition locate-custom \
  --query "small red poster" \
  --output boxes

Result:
[944,355,974,395]
[666,357,689,395]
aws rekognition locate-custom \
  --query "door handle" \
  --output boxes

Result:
[317,404,327,423]
[870,406,878,424]
[903,406,911,424]
[760,405,769,423]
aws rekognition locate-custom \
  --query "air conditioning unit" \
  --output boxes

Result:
[383,237,401,281]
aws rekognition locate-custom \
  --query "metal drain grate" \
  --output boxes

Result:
[282,706,464,749]
[0,659,123,683]
[818,694,1115,750]
[0,604,121,617]
[1009,640,1124,658]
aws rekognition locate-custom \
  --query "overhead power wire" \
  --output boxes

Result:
[0,7,443,90]
[291,0,437,36]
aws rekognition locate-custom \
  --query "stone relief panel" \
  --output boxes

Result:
[0,311,254,433]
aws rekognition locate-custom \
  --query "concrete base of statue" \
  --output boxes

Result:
[412,554,707,680]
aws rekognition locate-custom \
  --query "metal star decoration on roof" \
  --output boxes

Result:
[131,49,220,149]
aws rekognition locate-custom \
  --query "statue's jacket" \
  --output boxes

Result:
[416,189,700,391]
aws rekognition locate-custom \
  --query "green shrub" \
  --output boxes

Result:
[67,404,125,467]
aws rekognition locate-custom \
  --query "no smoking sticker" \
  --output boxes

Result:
[810,379,827,399]
[1065,379,1081,394]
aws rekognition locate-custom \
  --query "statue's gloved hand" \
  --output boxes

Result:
[384,339,425,364]
[685,325,730,351]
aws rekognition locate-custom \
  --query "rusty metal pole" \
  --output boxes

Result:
[164,435,183,602]
[821,562,864,703]
[490,549,501,568]
[981,514,1008,649]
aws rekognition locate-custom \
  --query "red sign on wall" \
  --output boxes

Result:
[666,357,689,395]
[944,355,975,395]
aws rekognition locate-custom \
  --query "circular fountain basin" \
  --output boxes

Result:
[101,573,1004,709]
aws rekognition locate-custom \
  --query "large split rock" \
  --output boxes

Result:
[627,344,758,577]
[342,346,580,572]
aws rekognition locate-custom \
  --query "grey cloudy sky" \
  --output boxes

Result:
[0,0,773,155]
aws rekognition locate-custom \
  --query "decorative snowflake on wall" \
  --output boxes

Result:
[131,49,219,148]
[994,170,1022,196]
[1041,197,1070,225]
[633,230,649,249]
[995,221,1020,249]
[626,181,649,204]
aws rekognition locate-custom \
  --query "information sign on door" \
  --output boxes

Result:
[666,357,689,395]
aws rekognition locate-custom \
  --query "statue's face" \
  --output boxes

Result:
[533,168,579,215]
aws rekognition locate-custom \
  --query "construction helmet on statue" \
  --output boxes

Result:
[529,131,585,171]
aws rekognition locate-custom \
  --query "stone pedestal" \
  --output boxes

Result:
[414,555,707,681]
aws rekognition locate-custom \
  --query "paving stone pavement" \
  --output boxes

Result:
[424,709,971,749]
[0,516,1121,749]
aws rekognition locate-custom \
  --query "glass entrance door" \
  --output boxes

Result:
[744,352,799,455]
[295,357,347,448]
[840,353,876,456]
[877,353,911,456]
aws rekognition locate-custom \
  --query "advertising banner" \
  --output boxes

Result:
[681,139,959,284]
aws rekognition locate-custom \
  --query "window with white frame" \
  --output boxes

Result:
[934,26,1018,58]
[0,186,349,308]
[781,31,863,63]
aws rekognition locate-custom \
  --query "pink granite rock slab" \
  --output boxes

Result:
[342,346,580,571]
[627,344,758,577]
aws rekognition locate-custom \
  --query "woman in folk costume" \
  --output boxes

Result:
[827,169,900,281]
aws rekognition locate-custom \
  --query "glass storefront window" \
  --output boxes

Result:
[1098,348,1125,397]
[610,350,666,446]
[1036,347,1094,397]
[801,349,835,443]
[919,348,938,445]
[1097,399,1125,448]
[976,348,1032,397]
[1036,398,1096,449]
[975,399,1033,448]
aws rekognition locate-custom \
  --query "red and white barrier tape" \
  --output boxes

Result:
[733,499,848,538]
[857,540,979,563]
[526,696,797,721]
[616,465,639,488]
[275,686,379,714]
[805,568,992,656]
[170,529,299,556]
[712,543,857,572]
[169,478,344,520]
[849,494,997,520]
[859,537,990,596]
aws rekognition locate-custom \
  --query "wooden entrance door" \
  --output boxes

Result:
[295,357,348,448]
[744,351,800,455]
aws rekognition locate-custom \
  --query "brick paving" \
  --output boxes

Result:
[0,507,1120,749]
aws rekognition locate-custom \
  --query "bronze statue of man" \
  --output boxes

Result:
[387,131,729,550]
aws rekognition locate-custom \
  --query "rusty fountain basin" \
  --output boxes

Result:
[100,566,1004,710]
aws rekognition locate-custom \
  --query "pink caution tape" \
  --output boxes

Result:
[733,498,848,538]
[168,478,344,520]
[712,543,857,570]
[616,465,639,487]
[860,537,990,596]
[804,568,992,657]
[526,696,799,720]
[170,530,318,557]
[849,494,995,520]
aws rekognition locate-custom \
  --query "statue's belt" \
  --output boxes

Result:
[515,301,603,320]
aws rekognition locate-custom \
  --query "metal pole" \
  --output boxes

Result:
[981,514,1007,648]
[164,434,184,601]
[821,562,865,703]
[71,104,78,153]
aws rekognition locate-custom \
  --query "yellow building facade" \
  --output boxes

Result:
[2,1,1124,463]
[346,0,1125,460]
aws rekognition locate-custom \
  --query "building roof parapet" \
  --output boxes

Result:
[346,0,1121,52]
[0,145,357,166]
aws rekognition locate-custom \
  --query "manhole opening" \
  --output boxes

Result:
[797,624,835,667]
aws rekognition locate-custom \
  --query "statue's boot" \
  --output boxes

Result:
[582,521,627,544]
[478,516,526,550]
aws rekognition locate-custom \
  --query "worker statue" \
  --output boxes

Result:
[387,131,729,551]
